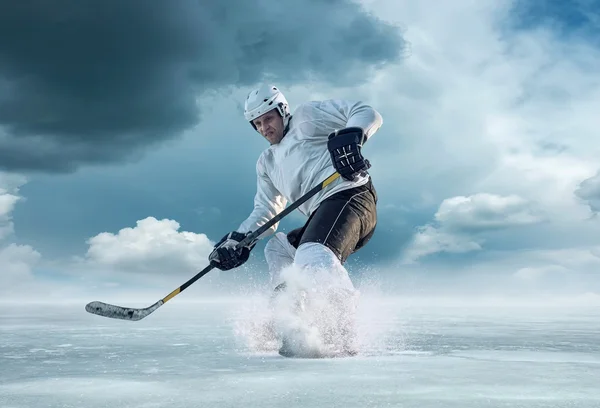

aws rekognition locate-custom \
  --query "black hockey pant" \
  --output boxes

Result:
[285,179,378,264]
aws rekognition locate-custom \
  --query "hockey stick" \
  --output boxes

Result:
[85,171,341,321]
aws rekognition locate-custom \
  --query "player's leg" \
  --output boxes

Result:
[264,231,298,290]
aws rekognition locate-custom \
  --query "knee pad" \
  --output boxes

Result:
[294,242,341,270]
[293,242,356,293]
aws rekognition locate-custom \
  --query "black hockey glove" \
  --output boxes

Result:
[208,231,256,271]
[327,127,371,181]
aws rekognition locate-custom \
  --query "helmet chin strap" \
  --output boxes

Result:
[282,115,292,137]
[279,102,291,128]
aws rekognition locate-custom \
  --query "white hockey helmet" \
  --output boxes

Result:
[244,84,291,131]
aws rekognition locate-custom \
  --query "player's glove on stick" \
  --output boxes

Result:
[208,231,256,271]
[327,127,371,181]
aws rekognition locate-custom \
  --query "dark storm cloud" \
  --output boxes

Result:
[0,0,406,172]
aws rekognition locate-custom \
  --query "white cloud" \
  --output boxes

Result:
[490,246,600,291]
[435,193,545,231]
[516,246,600,273]
[0,172,27,240]
[79,216,215,277]
[0,193,19,239]
[401,224,482,262]
[0,172,41,293]
[402,193,544,262]
[0,243,41,288]
[514,265,570,282]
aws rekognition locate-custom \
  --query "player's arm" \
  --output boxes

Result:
[208,157,286,271]
[237,158,287,238]
[323,99,383,180]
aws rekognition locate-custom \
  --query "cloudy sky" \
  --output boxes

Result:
[1,0,599,303]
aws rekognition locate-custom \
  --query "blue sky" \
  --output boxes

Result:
[2,0,600,302]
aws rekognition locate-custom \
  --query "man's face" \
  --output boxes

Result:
[252,109,285,144]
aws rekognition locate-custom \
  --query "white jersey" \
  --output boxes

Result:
[237,99,383,238]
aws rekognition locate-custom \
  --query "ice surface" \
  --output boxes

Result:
[1,294,599,408]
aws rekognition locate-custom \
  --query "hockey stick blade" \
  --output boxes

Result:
[85,300,163,321]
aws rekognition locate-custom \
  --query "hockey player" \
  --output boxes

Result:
[208,84,382,355]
